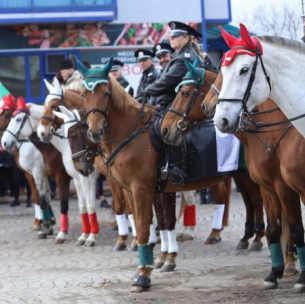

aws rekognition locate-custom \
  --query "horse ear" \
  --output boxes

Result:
[184,59,199,79]
[73,55,89,76]
[218,25,238,48]
[44,79,54,92]
[193,56,201,68]
[58,105,74,119]
[239,23,257,50]
[16,96,27,110]
[53,110,66,121]
[53,77,62,93]
[103,57,114,77]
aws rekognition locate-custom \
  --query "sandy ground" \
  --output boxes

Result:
[0,189,304,304]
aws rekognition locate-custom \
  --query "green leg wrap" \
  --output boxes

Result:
[42,208,50,223]
[270,243,284,268]
[138,244,153,266]
[47,205,54,218]
[297,246,305,271]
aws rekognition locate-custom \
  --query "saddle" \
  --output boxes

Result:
[149,116,238,192]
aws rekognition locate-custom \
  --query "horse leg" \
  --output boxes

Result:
[24,172,42,230]
[281,193,305,292]
[126,193,137,251]
[153,193,168,268]
[205,178,231,245]
[177,191,196,242]
[130,186,154,292]
[84,176,99,247]
[233,172,265,250]
[112,184,129,251]
[54,175,70,244]
[160,192,178,272]
[260,188,285,290]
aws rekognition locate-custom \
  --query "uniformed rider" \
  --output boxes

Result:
[134,49,159,103]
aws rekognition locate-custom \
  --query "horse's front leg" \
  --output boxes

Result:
[130,186,154,292]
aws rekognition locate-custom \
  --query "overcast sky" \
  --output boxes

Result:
[230,0,304,38]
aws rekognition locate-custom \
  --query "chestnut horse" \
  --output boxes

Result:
[75,57,264,292]
[161,61,304,291]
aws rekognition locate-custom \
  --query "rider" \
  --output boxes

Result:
[59,59,83,91]
[144,21,216,184]
[110,59,134,97]
[134,49,159,103]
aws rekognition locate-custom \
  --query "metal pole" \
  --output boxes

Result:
[200,0,208,52]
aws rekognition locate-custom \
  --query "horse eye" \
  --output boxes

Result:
[182,91,190,98]
[240,67,249,75]
[16,117,22,122]
[5,113,11,118]
[51,105,58,110]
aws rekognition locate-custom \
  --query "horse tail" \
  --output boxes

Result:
[177,193,187,222]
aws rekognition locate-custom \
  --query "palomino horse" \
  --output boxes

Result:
[209,23,305,138]
[37,79,138,251]
[2,100,100,246]
[161,61,304,291]
[75,57,262,292]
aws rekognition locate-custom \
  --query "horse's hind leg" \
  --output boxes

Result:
[205,178,231,245]
[160,192,177,272]
[126,193,137,251]
[112,183,129,251]
[54,174,70,244]
[177,191,196,242]
[233,172,265,250]
[153,193,168,268]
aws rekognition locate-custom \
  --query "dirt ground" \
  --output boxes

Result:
[0,189,304,304]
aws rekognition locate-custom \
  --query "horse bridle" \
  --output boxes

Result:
[65,112,99,163]
[41,92,64,131]
[217,43,272,117]
[167,70,206,131]
[4,110,34,142]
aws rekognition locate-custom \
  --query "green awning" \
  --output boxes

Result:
[207,23,255,40]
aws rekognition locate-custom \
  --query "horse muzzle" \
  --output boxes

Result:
[87,128,103,144]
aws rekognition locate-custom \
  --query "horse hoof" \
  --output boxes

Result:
[55,238,65,245]
[262,281,278,290]
[37,232,47,239]
[31,225,42,231]
[113,243,127,251]
[293,283,305,293]
[284,267,299,277]
[236,240,249,250]
[249,241,263,251]
[160,263,176,272]
[46,228,53,236]
[155,260,165,269]
[84,240,96,247]
[130,244,138,251]
[204,236,221,245]
[178,235,194,242]
[75,240,85,246]
[130,285,149,293]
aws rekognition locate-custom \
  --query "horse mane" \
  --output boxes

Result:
[109,74,143,114]
[258,35,305,55]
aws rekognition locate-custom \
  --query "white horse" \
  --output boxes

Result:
[2,103,100,246]
[210,23,305,137]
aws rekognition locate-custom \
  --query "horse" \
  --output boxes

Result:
[0,97,53,234]
[2,100,100,246]
[160,60,305,291]
[74,57,265,292]
[207,23,305,138]
[37,79,140,251]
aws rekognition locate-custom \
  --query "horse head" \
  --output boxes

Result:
[75,56,113,144]
[1,97,33,152]
[53,105,97,176]
[214,23,272,134]
[0,94,16,137]
[37,78,64,142]
[161,57,216,145]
